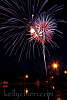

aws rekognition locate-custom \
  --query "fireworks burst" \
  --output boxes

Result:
[30,13,56,43]
[0,0,65,75]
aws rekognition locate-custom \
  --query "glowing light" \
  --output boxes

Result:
[64,70,67,74]
[25,74,29,79]
[51,76,54,79]
[52,63,58,69]
[3,81,8,84]
[30,27,38,41]
[56,97,61,100]
[50,76,54,80]
[25,88,29,94]
[53,64,58,68]
[53,86,55,90]
[30,27,35,34]
[3,85,8,88]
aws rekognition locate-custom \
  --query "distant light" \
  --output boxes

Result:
[32,14,34,19]
[64,70,67,74]
[50,76,54,80]
[51,76,54,79]
[25,88,29,94]
[3,85,8,88]
[25,74,29,79]
[56,97,61,100]
[52,63,58,69]
[53,64,58,68]
[36,80,40,88]
[53,86,55,90]
[3,81,8,84]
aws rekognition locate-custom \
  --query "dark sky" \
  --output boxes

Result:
[0,0,67,73]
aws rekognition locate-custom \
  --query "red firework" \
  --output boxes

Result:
[30,20,54,43]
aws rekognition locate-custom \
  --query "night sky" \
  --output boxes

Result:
[0,0,67,73]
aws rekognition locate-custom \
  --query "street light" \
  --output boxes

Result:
[53,85,55,90]
[25,74,29,79]
[52,62,60,75]
[52,63,58,69]
[56,97,62,100]
[64,70,67,74]
[25,88,29,94]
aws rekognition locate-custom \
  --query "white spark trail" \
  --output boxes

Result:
[39,0,48,13]
[42,42,47,76]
